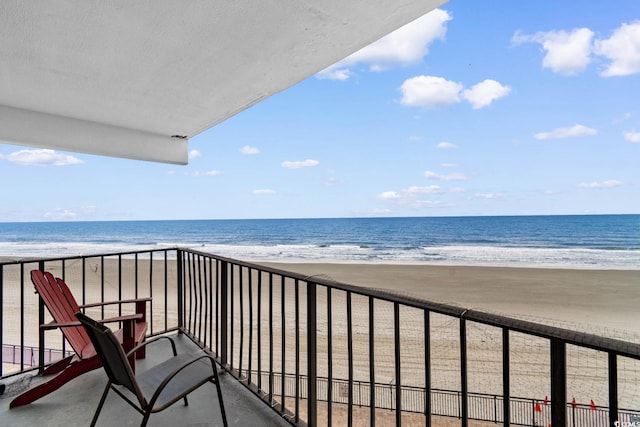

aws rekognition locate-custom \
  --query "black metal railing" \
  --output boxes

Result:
[2,248,640,427]
[243,371,640,427]
[0,249,179,376]
[178,249,640,427]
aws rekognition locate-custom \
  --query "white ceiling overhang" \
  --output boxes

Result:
[1,1,446,164]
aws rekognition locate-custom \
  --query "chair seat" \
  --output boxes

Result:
[136,352,215,410]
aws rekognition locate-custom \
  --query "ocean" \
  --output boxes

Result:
[0,215,638,269]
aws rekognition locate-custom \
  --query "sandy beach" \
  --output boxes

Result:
[262,262,640,334]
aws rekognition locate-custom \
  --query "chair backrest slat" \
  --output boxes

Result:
[31,270,91,357]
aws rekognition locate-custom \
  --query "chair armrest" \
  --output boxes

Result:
[41,313,143,330]
[126,335,177,358]
[149,353,217,408]
[80,297,152,309]
[40,320,81,330]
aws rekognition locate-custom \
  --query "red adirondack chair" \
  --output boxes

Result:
[10,270,149,408]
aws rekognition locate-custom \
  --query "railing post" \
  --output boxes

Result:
[550,338,567,427]
[177,249,184,331]
[37,261,45,374]
[394,302,401,426]
[609,352,619,427]
[307,281,318,426]
[220,260,228,367]
[460,314,468,427]
[502,328,510,427]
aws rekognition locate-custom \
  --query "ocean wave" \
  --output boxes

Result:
[0,241,638,270]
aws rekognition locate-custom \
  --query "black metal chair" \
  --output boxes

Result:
[75,312,227,427]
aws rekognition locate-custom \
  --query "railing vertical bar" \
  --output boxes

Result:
[369,296,376,427]
[257,271,263,390]
[239,266,245,377]
[307,281,318,427]
[37,261,45,373]
[280,275,286,412]
[550,338,567,427]
[230,264,235,369]
[176,250,183,331]
[425,310,431,427]
[193,254,200,339]
[205,257,211,350]
[19,263,25,371]
[0,265,3,376]
[394,302,401,427]
[220,260,228,367]
[198,254,204,341]
[164,251,169,332]
[294,278,300,423]
[248,268,254,385]
[186,252,193,333]
[460,316,468,427]
[149,251,154,335]
[347,291,353,427]
[118,255,123,317]
[100,256,105,318]
[134,253,138,299]
[81,258,86,305]
[215,259,219,351]
[269,272,274,402]
[609,352,619,427]
[327,287,333,426]
[503,328,510,427]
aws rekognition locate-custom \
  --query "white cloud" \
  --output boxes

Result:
[534,124,597,140]
[316,68,353,81]
[189,170,221,177]
[43,208,78,220]
[624,131,640,143]
[578,180,623,189]
[253,189,276,195]
[408,135,423,141]
[437,141,457,149]
[378,184,464,209]
[512,28,594,75]
[281,159,320,169]
[318,9,451,80]
[441,163,459,168]
[594,21,640,76]
[474,193,504,199]
[188,149,201,159]
[0,149,83,166]
[240,145,260,155]
[377,191,401,200]
[400,75,462,108]
[462,79,511,109]
[424,170,468,181]
[406,185,443,194]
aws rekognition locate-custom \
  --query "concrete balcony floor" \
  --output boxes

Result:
[0,334,292,427]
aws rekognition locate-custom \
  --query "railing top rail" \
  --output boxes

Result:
[184,248,640,360]
[0,247,180,266]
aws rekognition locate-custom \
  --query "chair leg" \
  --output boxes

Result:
[213,375,228,427]
[141,410,152,427]
[90,382,111,427]
[10,357,102,408]
[42,355,74,375]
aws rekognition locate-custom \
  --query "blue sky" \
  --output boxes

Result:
[1,0,639,221]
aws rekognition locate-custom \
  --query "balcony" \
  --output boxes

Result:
[2,248,640,426]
